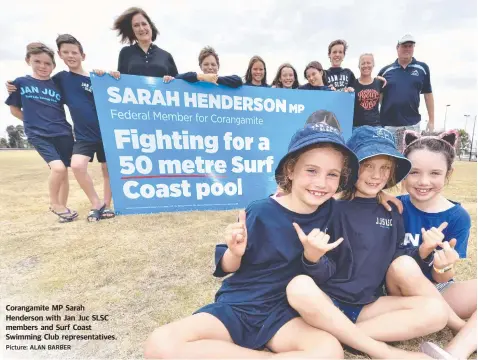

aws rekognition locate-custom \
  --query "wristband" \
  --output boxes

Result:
[433,264,454,273]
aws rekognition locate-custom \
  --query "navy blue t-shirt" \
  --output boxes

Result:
[398,194,471,279]
[378,58,432,126]
[325,67,356,91]
[53,71,101,142]
[307,197,430,305]
[298,84,333,91]
[213,197,336,309]
[5,76,72,138]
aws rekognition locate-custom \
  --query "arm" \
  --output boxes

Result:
[9,106,23,121]
[176,72,200,83]
[217,75,243,88]
[432,214,471,282]
[422,64,433,130]
[302,253,337,284]
[213,210,248,277]
[169,54,178,77]
[117,48,128,73]
[424,93,435,131]
[393,212,434,272]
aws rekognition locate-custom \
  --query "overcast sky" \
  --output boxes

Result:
[1,0,476,140]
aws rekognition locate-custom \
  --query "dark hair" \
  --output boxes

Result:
[271,63,299,89]
[305,110,341,131]
[25,42,56,67]
[198,46,219,67]
[113,7,159,45]
[403,132,457,174]
[276,143,351,194]
[341,156,397,200]
[328,39,348,55]
[56,34,84,54]
[244,55,267,85]
[303,60,327,85]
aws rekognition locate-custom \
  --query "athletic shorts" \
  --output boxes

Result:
[28,135,74,167]
[73,141,106,163]
[330,297,364,323]
[195,301,299,350]
[435,279,455,293]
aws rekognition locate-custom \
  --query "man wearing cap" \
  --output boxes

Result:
[378,34,434,151]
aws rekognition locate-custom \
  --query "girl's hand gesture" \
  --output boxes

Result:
[419,222,448,259]
[433,239,459,272]
[293,223,343,263]
[344,87,355,93]
[225,210,247,258]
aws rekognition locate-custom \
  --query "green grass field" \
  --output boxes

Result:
[0,150,476,359]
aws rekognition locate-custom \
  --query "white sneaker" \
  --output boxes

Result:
[420,342,455,360]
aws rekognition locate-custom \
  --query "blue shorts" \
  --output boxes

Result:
[331,297,364,323]
[195,301,299,350]
[73,141,106,163]
[29,135,74,167]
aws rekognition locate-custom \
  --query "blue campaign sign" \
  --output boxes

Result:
[90,74,354,215]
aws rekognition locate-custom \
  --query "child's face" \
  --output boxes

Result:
[355,155,393,198]
[359,55,374,77]
[288,147,343,211]
[329,44,345,67]
[200,55,219,74]
[280,67,295,88]
[132,13,152,43]
[27,53,54,79]
[251,61,265,83]
[58,44,84,70]
[306,68,324,86]
[404,149,449,203]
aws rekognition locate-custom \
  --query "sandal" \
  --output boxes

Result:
[87,208,102,222]
[50,207,78,223]
[99,205,115,220]
[420,342,454,360]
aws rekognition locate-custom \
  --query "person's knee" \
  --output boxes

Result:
[387,256,422,284]
[101,164,110,178]
[144,326,179,359]
[50,162,67,176]
[70,159,87,175]
[286,275,322,313]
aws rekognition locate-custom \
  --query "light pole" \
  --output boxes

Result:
[470,115,477,161]
[444,104,451,130]
[464,114,470,132]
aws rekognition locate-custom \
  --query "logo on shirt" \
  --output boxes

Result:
[327,74,349,90]
[410,70,419,76]
[376,217,392,229]
[358,88,380,110]
[82,82,93,93]
[20,85,61,102]
[403,233,420,247]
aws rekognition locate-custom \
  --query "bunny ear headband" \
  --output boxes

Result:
[403,129,459,152]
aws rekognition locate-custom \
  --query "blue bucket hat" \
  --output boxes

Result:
[346,126,411,187]
[275,123,359,191]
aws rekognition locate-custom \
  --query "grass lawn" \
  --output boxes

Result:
[0,150,476,359]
